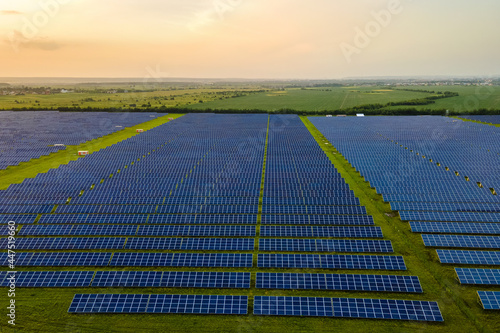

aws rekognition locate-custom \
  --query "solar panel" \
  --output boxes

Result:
[90,271,251,288]
[68,294,248,314]
[0,271,93,287]
[68,294,150,313]
[109,253,253,267]
[159,272,251,289]
[256,273,422,293]
[253,296,443,321]
[437,250,500,265]
[261,214,374,226]
[254,296,333,317]
[410,222,500,235]
[422,234,500,249]
[258,239,393,253]
[455,268,500,285]
[8,252,112,266]
[0,237,126,250]
[124,238,254,251]
[257,254,406,270]
[137,225,256,237]
[259,226,383,238]
[0,214,37,224]
[477,291,500,310]
[146,295,248,314]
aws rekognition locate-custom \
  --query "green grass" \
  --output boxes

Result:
[2,114,500,332]
[187,87,435,111]
[0,114,184,190]
[0,88,263,110]
[389,86,500,112]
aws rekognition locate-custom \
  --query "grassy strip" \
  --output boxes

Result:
[0,114,184,190]
[450,116,500,128]
[300,116,498,333]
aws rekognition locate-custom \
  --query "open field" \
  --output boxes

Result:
[2,84,499,112]
[389,86,500,112]
[187,87,435,111]
[0,87,266,110]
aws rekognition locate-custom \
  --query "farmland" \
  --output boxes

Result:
[2,81,500,113]
[187,87,437,111]
[0,113,499,332]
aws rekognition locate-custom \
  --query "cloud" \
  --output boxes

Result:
[1,10,22,15]
[6,30,65,52]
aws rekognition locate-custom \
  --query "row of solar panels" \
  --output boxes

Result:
[0,271,424,291]
[0,252,407,269]
[67,294,444,321]
[0,237,393,252]
[10,225,382,238]
[1,213,375,225]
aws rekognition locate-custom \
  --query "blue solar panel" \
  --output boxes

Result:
[18,224,138,236]
[422,234,500,249]
[124,238,254,250]
[478,291,500,310]
[437,250,500,265]
[260,226,383,238]
[455,268,500,285]
[261,214,374,225]
[68,294,150,313]
[146,295,248,314]
[254,296,443,321]
[256,273,422,292]
[137,225,256,237]
[410,222,500,235]
[259,239,393,253]
[109,253,253,267]
[0,237,125,250]
[1,252,112,266]
[68,294,248,314]
[91,271,163,287]
[257,254,406,270]
[254,296,333,317]
[147,214,258,225]
[0,214,37,224]
[0,271,93,287]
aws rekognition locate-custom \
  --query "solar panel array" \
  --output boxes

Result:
[0,111,158,169]
[0,271,93,287]
[1,114,444,320]
[477,291,500,310]
[68,294,248,314]
[253,296,443,321]
[0,271,251,288]
[310,115,500,311]
[455,268,500,286]
[256,273,422,293]
[458,115,500,125]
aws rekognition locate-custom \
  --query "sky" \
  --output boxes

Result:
[0,0,499,79]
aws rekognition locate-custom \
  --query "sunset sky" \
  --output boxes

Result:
[1,0,499,79]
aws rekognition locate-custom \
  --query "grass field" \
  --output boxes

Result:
[389,86,500,112]
[187,87,435,111]
[1,115,499,332]
[2,84,499,112]
[0,88,265,110]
